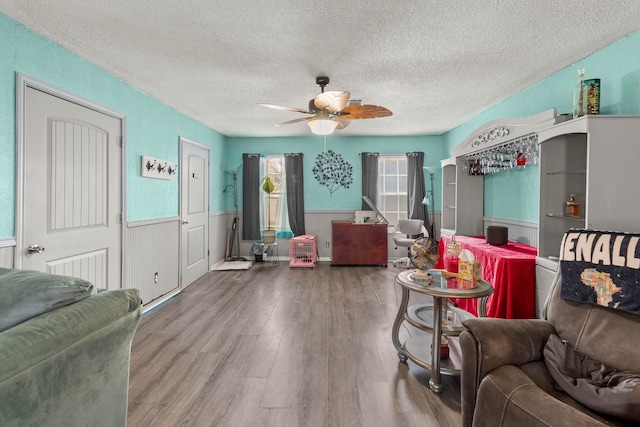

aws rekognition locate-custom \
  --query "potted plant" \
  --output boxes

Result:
[261,176,276,244]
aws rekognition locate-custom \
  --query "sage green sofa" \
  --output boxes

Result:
[0,268,142,427]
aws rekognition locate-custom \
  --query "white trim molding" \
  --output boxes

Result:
[0,238,16,248]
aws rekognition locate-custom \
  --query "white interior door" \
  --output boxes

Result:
[21,86,123,290]
[180,138,210,287]
[20,87,122,289]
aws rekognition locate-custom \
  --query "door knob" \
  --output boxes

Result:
[27,244,45,254]
[182,220,189,225]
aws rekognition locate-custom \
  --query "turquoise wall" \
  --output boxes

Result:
[225,134,445,211]
[0,14,227,238]
[442,30,640,222]
[1,11,639,239]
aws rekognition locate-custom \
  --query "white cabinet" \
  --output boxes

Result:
[440,157,483,237]
[535,257,557,319]
[538,115,640,258]
[537,133,587,259]
[536,115,640,313]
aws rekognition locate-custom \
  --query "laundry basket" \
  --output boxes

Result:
[289,235,317,268]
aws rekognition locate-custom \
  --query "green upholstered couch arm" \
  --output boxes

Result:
[0,288,142,427]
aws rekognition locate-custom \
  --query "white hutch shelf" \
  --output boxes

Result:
[439,156,483,237]
[536,115,640,307]
[439,111,640,318]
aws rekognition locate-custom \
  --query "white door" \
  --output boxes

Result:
[21,86,123,290]
[180,138,210,287]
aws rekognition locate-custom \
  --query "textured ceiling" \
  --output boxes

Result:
[2,1,640,137]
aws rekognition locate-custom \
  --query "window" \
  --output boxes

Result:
[377,155,407,225]
[260,156,291,235]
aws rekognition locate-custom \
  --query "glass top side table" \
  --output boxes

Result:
[392,269,493,392]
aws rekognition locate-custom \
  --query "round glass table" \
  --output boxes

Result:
[392,269,493,392]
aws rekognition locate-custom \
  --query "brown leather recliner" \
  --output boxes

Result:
[460,235,640,427]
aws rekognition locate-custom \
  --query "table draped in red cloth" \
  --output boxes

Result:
[434,235,537,319]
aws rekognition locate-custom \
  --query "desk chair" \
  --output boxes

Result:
[392,219,428,268]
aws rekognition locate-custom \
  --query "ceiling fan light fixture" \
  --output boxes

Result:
[307,118,338,135]
[259,75,391,134]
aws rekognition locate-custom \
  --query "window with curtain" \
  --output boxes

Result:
[361,152,379,210]
[260,156,292,237]
[284,153,305,236]
[377,155,408,226]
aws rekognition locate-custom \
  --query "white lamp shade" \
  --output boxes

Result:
[422,196,429,205]
[307,118,338,135]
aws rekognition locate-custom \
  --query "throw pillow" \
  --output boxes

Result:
[544,333,640,422]
[0,268,94,332]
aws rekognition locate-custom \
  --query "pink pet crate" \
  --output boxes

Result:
[289,235,317,268]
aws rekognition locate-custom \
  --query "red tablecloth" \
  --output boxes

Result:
[434,235,537,319]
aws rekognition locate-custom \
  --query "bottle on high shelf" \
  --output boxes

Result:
[573,69,585,118]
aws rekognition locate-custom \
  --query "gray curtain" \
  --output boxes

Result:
[285,153,305,236]
[406,152,429,230]
[242,153,261,240]
[361,152,379,210]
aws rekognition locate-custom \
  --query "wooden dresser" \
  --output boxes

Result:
[331,220,388,266]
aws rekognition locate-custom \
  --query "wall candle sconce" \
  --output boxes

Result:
[141,155,177,180]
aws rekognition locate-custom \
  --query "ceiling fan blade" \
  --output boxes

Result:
[339,104,393,120]
[275,117,312,127]
[314,91,350,113]
[336,118,350,129]
[257,103,313,115]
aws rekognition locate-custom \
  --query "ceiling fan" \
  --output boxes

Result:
[258,76,392,135]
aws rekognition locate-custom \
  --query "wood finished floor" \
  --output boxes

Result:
[127,262,462,427]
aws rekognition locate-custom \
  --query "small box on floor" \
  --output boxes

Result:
[458,260,482,282]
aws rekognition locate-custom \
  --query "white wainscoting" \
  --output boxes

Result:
[219,211,306,264]
[125,218,180,305]
[216,210,442,264]
[210,211,234,269]
[483,217,538,248]
[0,238,16,269]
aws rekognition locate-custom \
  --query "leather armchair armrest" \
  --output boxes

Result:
[463,318,555,375]
[460,317,555,427]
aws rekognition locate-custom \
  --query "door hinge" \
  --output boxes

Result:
[117,213,123,224]
[119,136,124,147]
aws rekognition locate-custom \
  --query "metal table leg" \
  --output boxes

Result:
[391,283,410,362]
[429,296,443,393]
